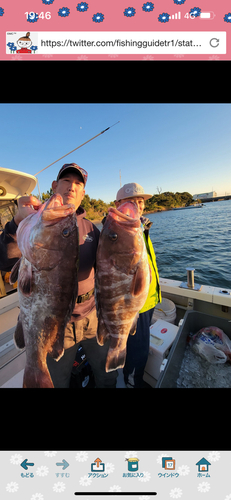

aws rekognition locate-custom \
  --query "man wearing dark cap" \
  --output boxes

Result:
[0,163,118,388]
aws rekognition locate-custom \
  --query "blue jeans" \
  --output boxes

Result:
[123,308,154,388]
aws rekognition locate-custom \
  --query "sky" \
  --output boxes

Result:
[0,103,230,203]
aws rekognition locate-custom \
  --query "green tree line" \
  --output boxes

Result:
[38,190,196,220]
[145,191,195,211]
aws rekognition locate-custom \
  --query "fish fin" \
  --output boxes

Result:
[9,258,21,284]
[132,264,147,297]
[96,313,109,346]
[14,315,25,349]
[18,258,33,296]
[23,364,54,388]
[43,317,65,361]
[49,346,65,362]
[129,313,139,336]
[105,345,127,372]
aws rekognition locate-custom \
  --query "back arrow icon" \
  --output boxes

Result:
[20,459,35,470]
[56,459,69,470]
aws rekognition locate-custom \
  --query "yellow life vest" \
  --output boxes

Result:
[139,230,162,313]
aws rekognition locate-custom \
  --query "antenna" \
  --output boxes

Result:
[119,169,122,187]
[34,121,120,177]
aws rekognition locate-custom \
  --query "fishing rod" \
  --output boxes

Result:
[34,121,120,177]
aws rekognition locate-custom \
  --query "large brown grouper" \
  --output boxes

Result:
[10,194,79,388]
[95,201,150,372]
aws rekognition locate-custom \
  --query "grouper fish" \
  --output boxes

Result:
[10,194,79,388]
[95,201,150,372]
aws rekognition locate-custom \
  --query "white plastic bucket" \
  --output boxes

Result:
[151,298,176,325]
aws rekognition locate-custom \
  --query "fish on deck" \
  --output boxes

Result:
[95,201,150,372]
[10,194,79,388]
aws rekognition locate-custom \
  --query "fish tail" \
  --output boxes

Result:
[23,364,54,388]
[105,347,127,372]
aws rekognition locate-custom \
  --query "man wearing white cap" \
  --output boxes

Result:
[115,183,161,388]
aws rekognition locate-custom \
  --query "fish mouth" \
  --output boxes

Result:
[42,194,76,222]
[108,204,140,227]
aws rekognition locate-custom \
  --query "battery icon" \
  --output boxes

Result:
[200,11,216,19]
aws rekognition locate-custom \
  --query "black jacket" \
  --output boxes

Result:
[0,218,21,271]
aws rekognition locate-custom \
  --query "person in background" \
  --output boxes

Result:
[0,196,42,271]
[115,183,161,388]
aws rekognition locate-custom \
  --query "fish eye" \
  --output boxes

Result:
[109,233,118,241]
[62,228,70,237]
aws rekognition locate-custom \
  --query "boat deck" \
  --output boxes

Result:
[0,278,231,388]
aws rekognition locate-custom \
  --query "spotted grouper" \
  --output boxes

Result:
[10,194,79,388]
[95,201,150,372]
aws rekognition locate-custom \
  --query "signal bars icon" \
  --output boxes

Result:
[169,12,181,19]
[168,10,216,20]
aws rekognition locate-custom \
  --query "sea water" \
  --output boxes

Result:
[148,200,231,289]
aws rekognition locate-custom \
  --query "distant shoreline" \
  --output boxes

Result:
[88,206,171,225]
[144,207,171,215]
